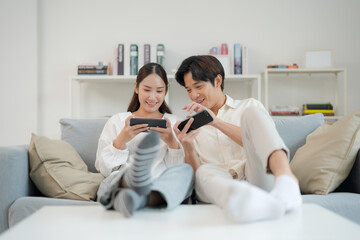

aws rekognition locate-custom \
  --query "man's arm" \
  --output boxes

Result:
[212,119,243,147]
[183,102,244,147]
[173,119,201,173]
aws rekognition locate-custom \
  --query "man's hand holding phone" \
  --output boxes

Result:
[181,102,218,127]
[177,110,213,133]
[173,117,201,172]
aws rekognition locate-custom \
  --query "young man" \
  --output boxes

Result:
[173,55,302,223]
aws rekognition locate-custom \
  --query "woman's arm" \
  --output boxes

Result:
[95,114,148,177]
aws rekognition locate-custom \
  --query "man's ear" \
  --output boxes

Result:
[215,74,222,88]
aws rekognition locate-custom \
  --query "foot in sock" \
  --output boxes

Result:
[270,174,302,212]
[223,181,285,223]
[123,131,160,195]
[113,189,147,217]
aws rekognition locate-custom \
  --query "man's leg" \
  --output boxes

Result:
[196,164,285,222]
[241,106,302,212]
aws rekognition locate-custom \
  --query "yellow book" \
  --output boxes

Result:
[303,109,334,114]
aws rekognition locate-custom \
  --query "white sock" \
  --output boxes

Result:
[270,175,302,212]
[223,181,285,223]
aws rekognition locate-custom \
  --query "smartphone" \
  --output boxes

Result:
[130,118,167,129]
[177,110,213,133]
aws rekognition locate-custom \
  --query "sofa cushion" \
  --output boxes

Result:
[290,110,360,194]
[302,192,360,225]
[60,118,108,173]
[274,113,324,161]
[29,133,104,201]
[8,197,99,228]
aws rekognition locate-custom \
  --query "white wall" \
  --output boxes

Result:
[1,0,360,144]
[0,0,37,146]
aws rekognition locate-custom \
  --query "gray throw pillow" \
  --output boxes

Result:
[274,113,324,161]
[60,118,108,173]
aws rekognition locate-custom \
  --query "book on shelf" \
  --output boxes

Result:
[242,45,248,74]
[130,44,138,75]
[303,109,334,114]
[270,106,300,116]
[234,43,242,74]
[156,44,165,67]
[302,103,334,116]
[77,62,110,75]
[302,112,335,116]
[303,103,333,110]
[117,44,124,75]
[144,44,151,65]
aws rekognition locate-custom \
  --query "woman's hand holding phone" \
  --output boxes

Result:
[149,118,180,149]
[113,115,148,150]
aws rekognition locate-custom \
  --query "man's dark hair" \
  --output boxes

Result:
[175,55,225,91]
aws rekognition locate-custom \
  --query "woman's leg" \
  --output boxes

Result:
[97,132,160,217]
[149,163,194,210]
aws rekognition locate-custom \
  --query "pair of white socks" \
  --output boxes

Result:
[223,175,302,223]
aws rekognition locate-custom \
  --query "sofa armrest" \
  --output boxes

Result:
[0,146,39,233]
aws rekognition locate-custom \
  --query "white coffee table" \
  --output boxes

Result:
[1,203,359,240]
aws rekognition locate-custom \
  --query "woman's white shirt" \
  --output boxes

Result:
[95,112,184,178]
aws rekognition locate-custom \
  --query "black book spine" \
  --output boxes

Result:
[117,44,124,75]
[304,104,333,110]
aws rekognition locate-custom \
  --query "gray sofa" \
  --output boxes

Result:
[1,115,359,235]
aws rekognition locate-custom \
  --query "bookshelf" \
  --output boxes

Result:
[263,68,347,120]
[69,74,261,118]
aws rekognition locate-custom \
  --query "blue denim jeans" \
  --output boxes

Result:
[97,163,194,210]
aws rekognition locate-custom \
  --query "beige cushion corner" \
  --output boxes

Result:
[290,110,360,194]
[29,133,104,201]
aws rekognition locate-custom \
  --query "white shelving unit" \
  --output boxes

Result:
[68,74,261,118]
[263,68,347,120]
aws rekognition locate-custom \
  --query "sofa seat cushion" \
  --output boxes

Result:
[302,192,360,225]
[8,197,99,228]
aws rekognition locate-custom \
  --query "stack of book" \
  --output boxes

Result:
[209,43,248,75]
[270,106,300,116]
[302,103,334,116]
[78,62,110,75]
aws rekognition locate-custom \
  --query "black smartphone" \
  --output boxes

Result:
[177,110,213,133]
[130,118,167,129]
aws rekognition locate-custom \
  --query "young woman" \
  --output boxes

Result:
[95,63,193,217]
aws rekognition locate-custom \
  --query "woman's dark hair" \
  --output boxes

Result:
[127,63,172,114]
[175,55,225,91]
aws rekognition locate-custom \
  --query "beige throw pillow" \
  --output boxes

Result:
[29,133,104,200]
[290,110,360,194]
